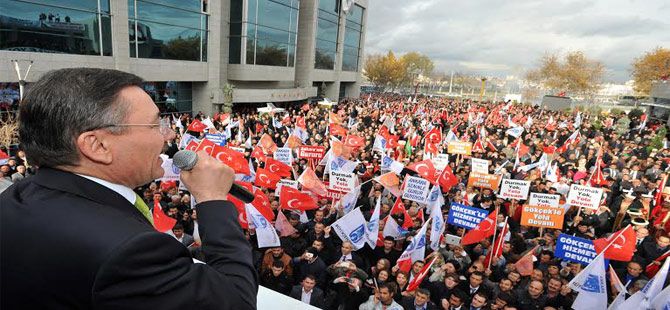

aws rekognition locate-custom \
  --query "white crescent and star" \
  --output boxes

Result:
[287,199,301,209]
[258,174,271,184]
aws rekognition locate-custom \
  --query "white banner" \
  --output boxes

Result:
[329,171,357,192]
[499,179,531,200]
[402,176,431,203]
[273,147,293,165]
[567,184,604,210]
[246,205,280,248]
[471,158,489,174]
[276,179,298,193]
[431,153,449,172]
[158,155,181,182]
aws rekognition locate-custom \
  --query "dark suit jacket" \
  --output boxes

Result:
[400,296,437,310]
[289,285,324,308]
[1,168,258,309]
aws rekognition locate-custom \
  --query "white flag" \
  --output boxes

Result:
[172,114,184,129]
[383,216,407,240]
[446,130,458,142]
[507,115,519,128]
[202,117,216,129]
[396,219,431,270]
[651,283,670,310]
[546,162,559,182]
[524,117,533,128]
[331,207,368,250]
[246,204,280,248]
[568,253,608,310]
[339,185,360,214]
[365,198,381,249]
[373,135,387,152]
[381,154,404,175]
[429,190,445,251]
[506,126,525,138]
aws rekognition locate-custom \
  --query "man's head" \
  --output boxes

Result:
[271,261,285,276]
[469,271,484,288]
[471,291,488,308]
[20,68,173,188]
[498,278,513,292]
[527,280,544,299]
[271,246,284,258]
[341,241,353,255]
[301,275,316,291]
[378,283,395,304]
[448,290,466,308]
[414,288,430,306]
[547,277,562,294]
[383,236,395,250]
[171,224,184,238]
[657,235,670,248]
[627,261,643,277]
[411,260,425,275]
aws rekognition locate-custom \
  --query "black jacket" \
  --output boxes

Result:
[1,168,258,309]
[289,285,324,308]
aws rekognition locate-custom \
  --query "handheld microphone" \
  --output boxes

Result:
[173,150,256,203]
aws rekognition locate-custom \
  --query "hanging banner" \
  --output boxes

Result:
[329,171,357,192]
[555,233,597,264]
[446,203,489,229]
[273,147,294,165]
[298,145,326,160]
[467,172,502,190]
[566,184,604,210]
[499,179,531,200]
[447,141,472,155]
[431,153,450,172]
[521,193,564,229]
[471,158,489,174]
[402,176,431,203]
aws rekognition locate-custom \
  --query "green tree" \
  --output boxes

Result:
[631,47,670,95]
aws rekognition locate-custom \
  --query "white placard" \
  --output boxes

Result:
[328,171,357,192]
[276,179,298,193]
[431,153,450,172]
[529,192,560,208]
[567,184,604,210]
[158,156,181,182]
[499,179,531,200]
[402,175,431,203]
[273,147,293,165]
[471,158,489,174]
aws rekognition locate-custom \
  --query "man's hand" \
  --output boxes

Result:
[441,299,450,310]
[180,150,235,203]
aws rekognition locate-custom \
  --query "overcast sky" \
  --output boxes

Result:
[365,0,670,82]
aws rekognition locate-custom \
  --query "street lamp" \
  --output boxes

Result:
[479,77,487,102]
[11,60,34,102]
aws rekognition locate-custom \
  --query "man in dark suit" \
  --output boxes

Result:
[400,288,436,310]
[0,68,257,309]
[171,223,195,247]
[289,275,324,309]
[332,240,366,270]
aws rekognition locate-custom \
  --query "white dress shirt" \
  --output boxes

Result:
[301,288,312,304]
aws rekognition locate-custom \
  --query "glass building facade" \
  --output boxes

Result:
[229,0,299,67]
[342,5,362,71]
[128,0,208,61]
[315,0,339,70]
[0,0,112,56]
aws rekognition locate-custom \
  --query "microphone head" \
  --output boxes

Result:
[173,150,198,171]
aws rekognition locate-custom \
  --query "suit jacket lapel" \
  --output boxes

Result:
[32,168,152,227]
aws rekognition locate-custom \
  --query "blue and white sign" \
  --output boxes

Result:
[205,133,227,146]
[446,203,489,229]
[402,176,431,203]
[273,147,294,165]
[555,233,597,264]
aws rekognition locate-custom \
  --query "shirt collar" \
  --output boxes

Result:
[76,174,136,205]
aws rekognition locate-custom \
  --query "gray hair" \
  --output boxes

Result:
[19,68,143,168]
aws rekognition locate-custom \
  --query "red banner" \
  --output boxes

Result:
[298,145,326,160]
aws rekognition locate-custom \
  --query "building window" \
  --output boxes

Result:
[230,0,299,67]
[143,81,192,113]
[0,0,112,56]
[129,0,208,61]
[315,0,339,70]
[342,4,362,71]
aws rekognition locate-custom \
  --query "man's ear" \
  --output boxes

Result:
[76,131,113,165]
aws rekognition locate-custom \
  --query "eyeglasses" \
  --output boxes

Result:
[95,118,173,136]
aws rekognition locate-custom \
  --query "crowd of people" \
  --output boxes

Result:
[3,93,670,309]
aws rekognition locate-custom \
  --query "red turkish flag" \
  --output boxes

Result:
[264,157,292,178]
[185,140,200,152]
[424,141,438,155]
[211,145,250,175]
[438,165,459,191]
[251,187,275,221]
[515,246,538,276]
[486,140,498,152]
[390,196,414,229]
[296,117,307,130]
[329,123,348,137]
[425,127,442,144]
[472,139,485,153]
[387,135,399,149]
[344,134,365,148]
[251,146,266,161]
[461,209,497,245]
[645,250,670,278]
[279,186,318,211]
[254,168,281,189]
[378,125,391,140]
[186,119,207,133]
[590,162,608,187]
[406,256,437,292]
[195,138,216,155]
[484,221,508,267]
[153,198,177,233]
[593,225,636,261]
[407,159,437,182]
[297,167,328,196]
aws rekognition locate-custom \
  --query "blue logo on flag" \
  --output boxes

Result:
[582,274,604,293]
[382,156,393,169]
[252,214,268,229]
[349,224,365,243]
[366,218,378,232]
[416,236,426,249]
[429,188,440,202]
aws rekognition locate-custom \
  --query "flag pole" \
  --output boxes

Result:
[486,209,500,271]
[488,216,508,270]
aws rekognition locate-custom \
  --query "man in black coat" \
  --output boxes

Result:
[0,68,257,309]
[400,288,437,310]
[289,275,324,309]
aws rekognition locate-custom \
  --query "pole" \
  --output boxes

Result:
[487,209,501,270]
[488,216,508,270]
[479,78,487,102]
[449,71,454,94]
